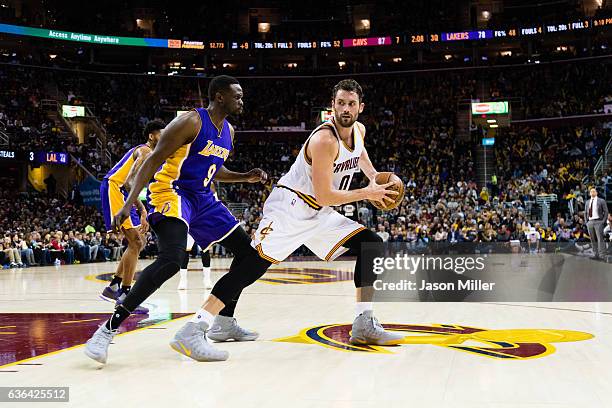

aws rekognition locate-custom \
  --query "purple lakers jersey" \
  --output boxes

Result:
[104,144,145,186]
[149,108,232,195]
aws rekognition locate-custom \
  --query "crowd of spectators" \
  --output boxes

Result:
[0,65,110,176]
[0,176,135,268]
[2,58,609,175]
[218,123,610,255]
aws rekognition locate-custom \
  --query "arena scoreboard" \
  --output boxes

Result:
[62,105,85,118]
[0,16,609,51]
[471,102,509,115]
[320,109,334,123]
[442,30,494,41]
[471,101,510,129]
[342,36,401,47]
[0,149,18,161]
[29,151,70,165]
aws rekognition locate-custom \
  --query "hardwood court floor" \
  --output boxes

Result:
[0,255,610,407]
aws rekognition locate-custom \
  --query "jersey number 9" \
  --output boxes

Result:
[203,164,217,187]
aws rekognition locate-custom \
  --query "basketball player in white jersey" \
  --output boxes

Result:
[184,79,405,353]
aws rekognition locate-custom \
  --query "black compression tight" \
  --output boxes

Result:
[212,227,382,319]
[211,227,272,316]
[181,247,211,269]
[120,218,187,312]
[339,228,383,288]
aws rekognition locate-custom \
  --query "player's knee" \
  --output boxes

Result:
[212,254,271,303]
[125,230,144,249]
[362,228,383,244]
[244,255,272,285]
[150,257,182,287]
[133,235,145,250]
[343,228,382,251]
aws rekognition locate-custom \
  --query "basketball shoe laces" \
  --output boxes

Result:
[371,316,386,335]
[92,326,117,347]
[196,324,211,349]
[227,317,251,337]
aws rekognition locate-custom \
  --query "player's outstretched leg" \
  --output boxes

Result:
[115,228,149,314]
[172,228,269,355]
[343,229,405,345]
[85,218,194,364]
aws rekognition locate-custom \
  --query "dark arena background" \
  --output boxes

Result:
[0,1,611,406]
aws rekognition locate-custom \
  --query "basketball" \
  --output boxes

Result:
[368,172,405,211]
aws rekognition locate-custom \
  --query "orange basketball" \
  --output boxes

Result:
[368,172,405,211]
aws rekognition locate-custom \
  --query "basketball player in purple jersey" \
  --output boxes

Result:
[85,76,268,364]
[99,120,165,314]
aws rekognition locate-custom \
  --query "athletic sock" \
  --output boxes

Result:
[121,285,131,295]
[191,308,214,328]
[109,275,122,289]
[355,302,373,318]
[105,304,131,331]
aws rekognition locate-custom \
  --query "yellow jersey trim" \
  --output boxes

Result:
[256,244,281,264]
[325,227,366,261]
[276,185,322,210]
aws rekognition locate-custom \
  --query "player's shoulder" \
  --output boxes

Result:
[310,126,339,147]
[133,143,152,157]
[355,121,366,136]
[175,109,202,130]
[168,109,202,144]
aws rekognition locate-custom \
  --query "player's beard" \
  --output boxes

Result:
[334,112,357,128]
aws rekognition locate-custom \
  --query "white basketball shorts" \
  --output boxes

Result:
[252,186,366,263]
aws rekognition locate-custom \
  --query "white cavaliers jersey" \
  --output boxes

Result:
[278,118,364,205]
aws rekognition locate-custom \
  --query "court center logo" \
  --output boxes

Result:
[275,323,593,359]
[92,266,353,286]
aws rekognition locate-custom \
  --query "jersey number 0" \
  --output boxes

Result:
[339,174,351,191]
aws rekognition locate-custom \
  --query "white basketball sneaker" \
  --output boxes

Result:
[207,315,259,342]
[349,311,405,345]
[170,321,229,362]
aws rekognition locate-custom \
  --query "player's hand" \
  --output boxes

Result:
[112,206,132,232]
[139,214,149,234]
[366,179,399,206]
[246,168,268,184]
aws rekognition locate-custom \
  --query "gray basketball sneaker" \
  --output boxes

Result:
[170,321,229,362]
[207,315,259,342]
[349,310,405,345]
[84,324,117,364]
